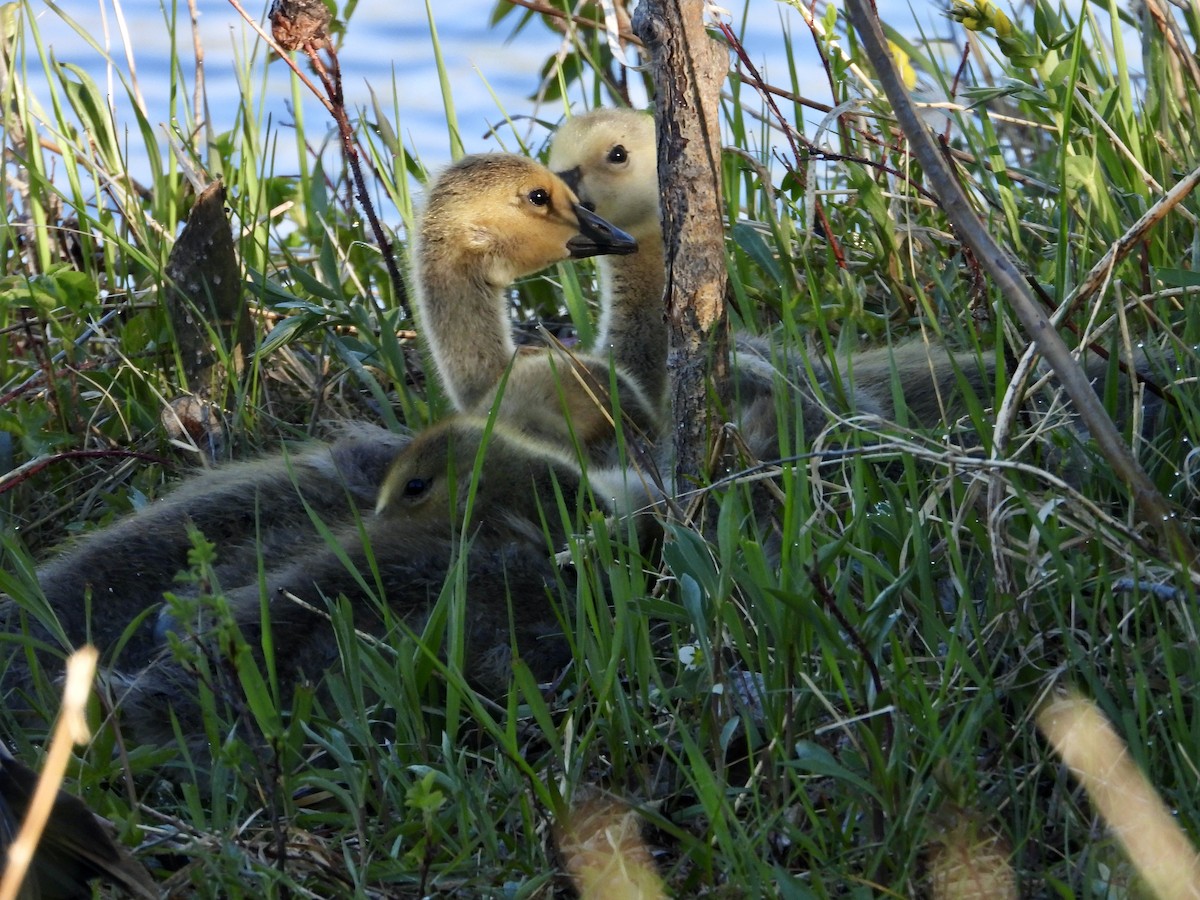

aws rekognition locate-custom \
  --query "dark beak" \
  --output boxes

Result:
[556,167,598,212]
[557,166,583,195]
[567,203,637,258]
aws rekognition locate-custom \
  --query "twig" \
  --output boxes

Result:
[225,0,411,339]
[1060,163,1200,318]
[502,0,642,46]
[302,45,409,313]
[188,0,210,142]
[719,22,847,269]
[805,565,893,874]
[0,449,173,495]
[225,0,335,116]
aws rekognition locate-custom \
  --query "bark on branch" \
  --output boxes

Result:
[632,0,729,489]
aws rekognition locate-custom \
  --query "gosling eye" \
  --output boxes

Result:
[403,477,431,498]
[607,144,628,164]
[527,188,550,207]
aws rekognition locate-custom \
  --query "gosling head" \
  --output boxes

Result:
[418,153,637,288]
[376,415,588,527]
[548,108,660,239]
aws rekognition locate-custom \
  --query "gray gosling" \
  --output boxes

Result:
[118,415,630,753]
[410,153,662,463]
[1,423,410,691]
[376,416,642,521]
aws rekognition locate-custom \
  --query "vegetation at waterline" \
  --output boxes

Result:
[1,0,1199,895]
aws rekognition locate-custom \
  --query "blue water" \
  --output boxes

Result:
[27,1,1139,185]
[25,0,950,180]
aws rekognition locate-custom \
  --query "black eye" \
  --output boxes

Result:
[527,188,550,206]
[404,477,430,498]
[607,145,628,164]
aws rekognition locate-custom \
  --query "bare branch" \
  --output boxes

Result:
[845,0,1198,568]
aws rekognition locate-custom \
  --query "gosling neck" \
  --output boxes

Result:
[413,248,517,412]
[594,223,667,411]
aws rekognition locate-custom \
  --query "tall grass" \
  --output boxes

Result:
[1,0,1198,895]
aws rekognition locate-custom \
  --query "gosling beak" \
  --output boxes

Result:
[557,166,583,195]
[556,167,600,214]
[568,203,637,258]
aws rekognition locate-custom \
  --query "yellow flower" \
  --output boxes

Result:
[947,0,1043,67]
[993,7,1014,36]
[888,39,918,90]
[949,0,994,32]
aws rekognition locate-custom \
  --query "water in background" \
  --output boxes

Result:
[27,1,1146,184]
[27,0,958,182]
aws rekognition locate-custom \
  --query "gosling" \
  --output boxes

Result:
[118,415,634,752]
[410,153,663,463]
[546,107,1159,461]
[1,423,410,691]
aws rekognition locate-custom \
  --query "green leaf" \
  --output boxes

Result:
[1153,267,1200,288]
[732,221,783,284]
[790,741,879,799]
[288,263,343,302]
[56,62,121,170]
[257,314,317,357]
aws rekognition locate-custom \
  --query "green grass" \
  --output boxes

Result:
[2,0,1199,896]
